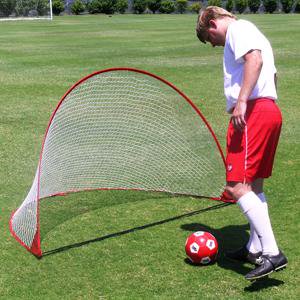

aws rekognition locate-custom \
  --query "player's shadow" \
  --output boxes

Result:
[244,277,284,292]
[181,222,284,291]
[181,222,252,275]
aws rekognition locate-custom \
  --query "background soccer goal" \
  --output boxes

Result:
[10,67,232,257]
[0,0,52,21]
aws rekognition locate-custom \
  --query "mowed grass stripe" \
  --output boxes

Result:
[0,14,299,299]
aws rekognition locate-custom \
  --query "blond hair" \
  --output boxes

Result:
[196,6,236,44]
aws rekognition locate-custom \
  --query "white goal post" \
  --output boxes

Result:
[0,0,53,21]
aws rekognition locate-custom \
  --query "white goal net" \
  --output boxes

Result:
[10,68,230,257]
[0,0,52,21]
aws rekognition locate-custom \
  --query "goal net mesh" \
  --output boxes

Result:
[10,68,228,257]
[0,0,52,20]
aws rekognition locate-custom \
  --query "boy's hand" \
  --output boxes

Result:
[232,100,247,131]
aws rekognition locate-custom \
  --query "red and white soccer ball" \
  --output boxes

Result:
[185,231,218,265]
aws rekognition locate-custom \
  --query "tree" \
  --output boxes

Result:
[116,0,128,13]
[176,0,188,14]
[133,0,147,14]
[235,0,248,13]
[99,0,117,14]
[263,0,277,13]
[147,0,161,14]
[226,0,234,12]
[71,0,85,15]
[37,0,50,15]
[159,0,176,13]
[207,0,222,7]
[189,2,202,14]
[295,0,300,12]
[87,0,117,14]
[52,0,65,16]
[280,0,293,13]
[248,0,261,13]
[0,0,16,17]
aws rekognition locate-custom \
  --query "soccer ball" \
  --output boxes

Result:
[185,231,218,265]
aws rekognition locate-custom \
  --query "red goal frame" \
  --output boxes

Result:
[10,67,234,258]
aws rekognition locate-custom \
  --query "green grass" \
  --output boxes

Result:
[0,14,299,299]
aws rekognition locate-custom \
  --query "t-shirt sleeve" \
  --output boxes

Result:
[227,21,263,63]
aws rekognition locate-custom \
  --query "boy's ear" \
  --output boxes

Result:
[208,19,217,29]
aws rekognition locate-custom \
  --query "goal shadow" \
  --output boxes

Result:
[42,201,231,257]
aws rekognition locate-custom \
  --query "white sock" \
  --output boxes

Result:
[257,192,266,202]
[238,191,279,256]
[246,193,266,253]
[247,223,262,253]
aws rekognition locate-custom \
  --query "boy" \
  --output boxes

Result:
[196,6,287,280]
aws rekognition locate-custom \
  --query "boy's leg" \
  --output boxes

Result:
[246,180,266,254]
[227,181,287,280]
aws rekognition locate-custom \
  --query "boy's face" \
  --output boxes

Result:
[206,20,226,47]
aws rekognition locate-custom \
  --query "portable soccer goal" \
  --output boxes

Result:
[0,0,53,21]
[10,67,232,257]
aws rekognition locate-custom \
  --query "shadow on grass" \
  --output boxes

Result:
[181,222,252,276]
[181,222,285,291]
[244,277,284,292]
[43,201,231,257]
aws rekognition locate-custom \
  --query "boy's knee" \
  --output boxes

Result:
[225,182,252,200]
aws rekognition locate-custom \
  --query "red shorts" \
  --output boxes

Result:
[226,98,282,183]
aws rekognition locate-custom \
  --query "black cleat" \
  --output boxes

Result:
[245,250,288,281]
[226,245,263,265]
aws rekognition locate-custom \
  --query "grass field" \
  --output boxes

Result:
[0,13,299,299]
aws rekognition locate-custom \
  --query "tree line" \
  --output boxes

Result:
[2,0,298,17]
[52,0,300,15]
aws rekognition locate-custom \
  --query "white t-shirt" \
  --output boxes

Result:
[223,20,277,112]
